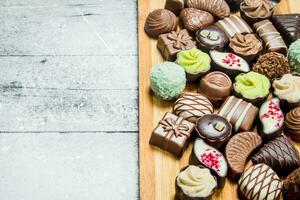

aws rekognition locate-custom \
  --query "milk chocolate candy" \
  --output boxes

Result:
[157,30,194,61]
[214,15,253,38]
[258,98,284,140]
[225,132,262,180]
[272,14,300,46]
[238,164,282,200]
[189,138,228,188]
[173,93,214,124]
[252,135,300,176]
[283,167,300,200]
[253,19,287,54]
[218,96,259,132]
[164,0,184,16]
[180,8,214,32]
[285,107,300,142]
[149,112,195,158]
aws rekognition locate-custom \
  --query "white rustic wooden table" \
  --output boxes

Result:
[0,0,138,199]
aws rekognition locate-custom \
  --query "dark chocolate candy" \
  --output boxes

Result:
[157,30,194,61]
[272,14,300,46]
[149,112,195,158]
[251,135,300,176]
[195,114,232,149]
[196,26,228,53]
[180,8,214,32]
[164,0,184,16]
[225,0,242,12]
[283,167,300,200]
[189,138,228,188]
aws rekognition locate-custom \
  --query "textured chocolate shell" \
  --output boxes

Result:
[180,8,214,32]
[144,9,177,38]
[283,167,300,200]
[225,132,262,180]
[285,107,300,142]
[186,0,230,19]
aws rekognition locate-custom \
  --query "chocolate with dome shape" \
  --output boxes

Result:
[251,135,300,176]
[225,132,262,180]
[189,138,228,188]
[180,8,214,32]
[258,98,284,140]
[195,114,232,149]
[283,167,300,200]
[238,164,282,200]
[164,0,184,16]
[285,107,300,142]
[218,96,259,132]
[144,9,177,38]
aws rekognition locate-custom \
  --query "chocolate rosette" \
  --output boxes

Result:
[285,107,300,142]
[252,52,290,81]
[240,0,274,24]
[144,9,177,38]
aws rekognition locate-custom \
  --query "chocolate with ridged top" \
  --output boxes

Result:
[164,0,184,15]
[251,135,300,176]
[283,167,300,200]
[285,107,300,142]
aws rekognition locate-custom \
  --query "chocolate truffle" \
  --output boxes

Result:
[186,0,230,19]
[179,8,214,32]
[196,26,228,53]
[240,0,274,25]
[238,164,282,200]
[173,93,214,124]
[149,112,195,158]
[253,19,287,54]
[233,71,270,106]
[198,71,232,106]
[209,50,250,79]
[225,132,262,180]
[251,135,300,176]
[225,0,242,11]
[285,107,300,142]
[150,62,186,100]
[272,14,300,46]
[288,39,300,74]
[218,96,259,132]
[252,52,290,81]
[189,138,228,188]
[164,0,184,16]
[258,98,284,140]
[144,9,177,38]
[176,48,211,82]
[215,15,253,38]
[175,165,217,200]
[157,29,194,61]
[273,74,300,110]
[283,167,300,200]
[195,114,232,149]
[229,33,263,63]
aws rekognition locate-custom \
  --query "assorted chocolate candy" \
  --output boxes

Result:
[145,1,300,199]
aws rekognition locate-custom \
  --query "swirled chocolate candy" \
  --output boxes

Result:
[209,50,250,79]
[218,96,259,132]
[164,0,184,15]
[198,71,232,106]
[195,114,232,149]
[189,138,228,188]
[272,14,300,46]
[149,112,195,158]
[251,135,300,176]
[157,29,194,61]
[196,26,228,53]
[144,9,177,38]
[238,164,282,200]
[175,165,217,200]
[285,107,300,142]
[225,132,262,180]
[283,167,300,200]
[258,98,284,140]
[180,8,214,32]
[173,93,213,123]
[215,15,253,38]
[253,19,287,54]
[186,0,230,19]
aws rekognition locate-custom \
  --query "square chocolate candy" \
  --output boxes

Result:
[149,112,195,157]
[157,29,194,61]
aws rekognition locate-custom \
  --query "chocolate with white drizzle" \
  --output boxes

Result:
[253,19,287,54]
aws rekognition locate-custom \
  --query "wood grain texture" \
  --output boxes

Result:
[139,0,300,199]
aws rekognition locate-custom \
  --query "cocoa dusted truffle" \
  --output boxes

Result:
[252,52,290,81]
[283,167,300,200]
[164,0,184,16]
[180,8,214,32]
[144,9,177,38]
[285,107,300,142]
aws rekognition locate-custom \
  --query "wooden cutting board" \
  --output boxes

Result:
[138,0,300,199]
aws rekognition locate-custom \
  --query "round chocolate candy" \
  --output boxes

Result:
[180,8,214,32]
[195,114,232,149]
